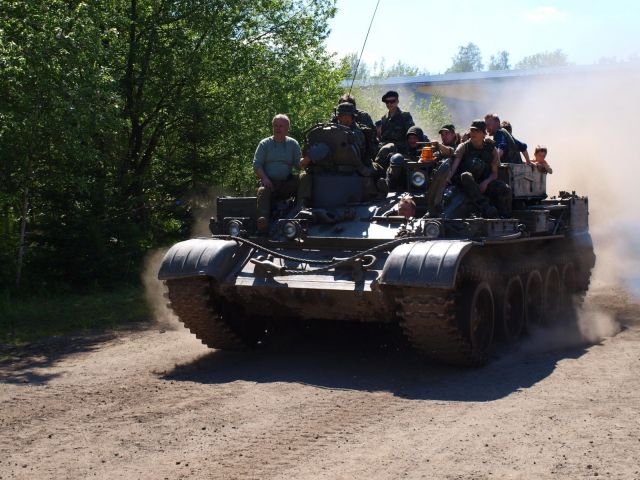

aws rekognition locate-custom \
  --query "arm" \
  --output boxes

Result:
[514,138,532,164]
[447,143,465,182]
[299,155,311,169]
[253,140,273,189]
[291,140,302,171]
[494,131,507,161]
[434,141,455,157]
[479,149,499,193]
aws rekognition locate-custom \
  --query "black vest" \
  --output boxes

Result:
[459,138,495,182]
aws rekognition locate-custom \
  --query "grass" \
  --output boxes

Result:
[0,286,150,347]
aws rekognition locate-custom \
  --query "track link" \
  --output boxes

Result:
[165,276,245,350]
[398,291,478,366]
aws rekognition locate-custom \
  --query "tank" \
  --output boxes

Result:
[158,124,595,366]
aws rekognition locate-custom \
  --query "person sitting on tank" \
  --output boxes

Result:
[431,124,460,159]
[374,125,429,171]
[330,93,375,130]
[531,145,553,174]
[484,113,522,164]
[447,119,512,218]
[253,113,304,232]
[501,120,532,165]
[296,122,387,210]
[334,102,377,167]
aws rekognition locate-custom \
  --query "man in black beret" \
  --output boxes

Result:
[379,90,414,148]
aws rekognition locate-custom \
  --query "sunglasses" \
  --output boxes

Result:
[384,99,398,105]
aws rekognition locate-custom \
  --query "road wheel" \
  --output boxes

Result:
[457,281,495,364]
[499,275,525,342]
[560,262,577,316]
[524,270,543,330]
[543,265,561,325]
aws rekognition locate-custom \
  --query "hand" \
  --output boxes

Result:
[261,177,273,189]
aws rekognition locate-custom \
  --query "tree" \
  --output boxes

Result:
[377,60,426,79]
[515,49,570,69]
[0,0,344,292]
[341,52,371,81]
[488,51,511,71]
[446,43,483,73]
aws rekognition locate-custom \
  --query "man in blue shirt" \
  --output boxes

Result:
[253,114,303,230]
[484,113,521,164]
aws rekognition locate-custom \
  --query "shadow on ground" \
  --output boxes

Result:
[161,322,597,402]
[0,322,151,384]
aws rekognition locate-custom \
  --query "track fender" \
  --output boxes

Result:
[379,240,474,289]
[158,238,248,281]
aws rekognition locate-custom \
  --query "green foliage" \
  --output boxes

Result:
[373,59,426,78]
[488,51,511,71]
[446,43,484,73]
[515,49,570,69]
[0,0,343,293]
[340,54,427,83]
[0,287,149,345]
[414,94,453,139]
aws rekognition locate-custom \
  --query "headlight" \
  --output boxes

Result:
[411,171,426,188]
[424,220,441,239]
[282,221,298,240]
[227,219,242,237]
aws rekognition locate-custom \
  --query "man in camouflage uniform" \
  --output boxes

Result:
[335,102,375,166]
[330,93,375,130]
[253,114,303,231]
[484,113,521,164]
[448,119,512,218]
[374,125,428,171]
[379,90,414,148]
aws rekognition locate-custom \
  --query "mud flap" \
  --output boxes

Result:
[379,240,473,289]
[158,238,249,281]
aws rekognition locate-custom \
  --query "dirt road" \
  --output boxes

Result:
[1,286,639,480]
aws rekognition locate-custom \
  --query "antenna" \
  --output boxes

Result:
[348,0,381,95]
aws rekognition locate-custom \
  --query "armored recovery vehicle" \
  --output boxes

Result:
[158,123,595,366]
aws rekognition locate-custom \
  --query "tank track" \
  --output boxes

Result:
[397,291,478,366]
[398,255,593,366]
[165,276,245,350]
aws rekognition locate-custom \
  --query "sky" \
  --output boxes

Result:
[325,0,640,74]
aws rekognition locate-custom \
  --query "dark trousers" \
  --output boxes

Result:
[256,176,299,219]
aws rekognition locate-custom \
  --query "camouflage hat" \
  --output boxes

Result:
[439,124,456,134]
[337,102,356,116]
[469,119,486,133]
[406,126,425,141]
[381,90,399,102]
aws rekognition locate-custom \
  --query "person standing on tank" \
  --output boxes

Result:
[253,114,303,231]
[379,90,415,148]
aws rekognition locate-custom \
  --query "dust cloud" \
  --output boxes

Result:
[490,65,640,299]
[141,248,180,330]
[141,185,232,326]
[489,64,640,347]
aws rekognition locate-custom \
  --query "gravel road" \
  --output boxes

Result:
[1,286,639,480]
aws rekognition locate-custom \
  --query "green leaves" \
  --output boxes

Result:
[0,0,342,292]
